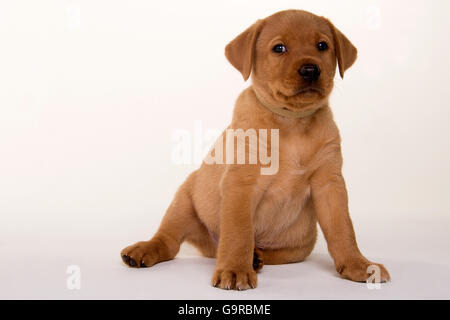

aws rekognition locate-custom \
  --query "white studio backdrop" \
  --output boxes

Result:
[0,0,449,255]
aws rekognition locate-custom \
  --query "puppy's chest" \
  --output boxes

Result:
[256,141,313,222]
[267,143,311,200]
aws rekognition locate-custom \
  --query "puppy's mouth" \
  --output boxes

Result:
[274,85,325,106]
[267,85,328,112]
[279,86,325,98]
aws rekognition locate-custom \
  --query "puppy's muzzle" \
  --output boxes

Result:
[298,64,321,82]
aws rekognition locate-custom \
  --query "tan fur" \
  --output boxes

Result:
[121,10,390,290]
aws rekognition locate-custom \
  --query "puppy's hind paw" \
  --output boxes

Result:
[253,248,264,272]
[121,240,161,268]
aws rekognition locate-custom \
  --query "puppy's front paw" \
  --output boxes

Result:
[337,257,390,283]
[211,267,257,291]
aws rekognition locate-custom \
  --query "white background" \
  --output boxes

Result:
[1,0,449,299]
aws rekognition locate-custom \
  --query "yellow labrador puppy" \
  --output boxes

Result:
[121,10,390,290]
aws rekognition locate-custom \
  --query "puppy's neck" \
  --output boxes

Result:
[252,87,326,119]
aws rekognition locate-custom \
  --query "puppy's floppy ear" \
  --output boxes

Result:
[326,20,357,79]
[225,19,264,81]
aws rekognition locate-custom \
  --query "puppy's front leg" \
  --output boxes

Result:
[211,166,258,290]
[311,149,390,283]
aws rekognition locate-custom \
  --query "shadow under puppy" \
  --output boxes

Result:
[121,10,390,290]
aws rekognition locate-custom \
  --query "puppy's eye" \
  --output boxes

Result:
[272,44,287,54]
[317,41,328,51]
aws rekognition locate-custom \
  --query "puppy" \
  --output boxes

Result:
[121,10,390,290]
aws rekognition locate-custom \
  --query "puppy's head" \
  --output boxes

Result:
[226,10,357,111]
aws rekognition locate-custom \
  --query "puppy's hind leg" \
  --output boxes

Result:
[185,225,217,259]
[121,172,202,268]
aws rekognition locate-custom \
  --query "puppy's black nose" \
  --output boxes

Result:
[298,64,321,82]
